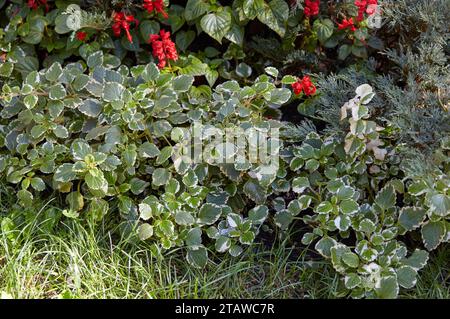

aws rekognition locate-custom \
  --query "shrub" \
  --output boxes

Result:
[0,0,448,299]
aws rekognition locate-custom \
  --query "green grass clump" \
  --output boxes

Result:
[0,198,448,299]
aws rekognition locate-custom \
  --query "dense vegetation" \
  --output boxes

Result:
[0,0,448,299]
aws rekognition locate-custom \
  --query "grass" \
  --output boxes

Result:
[0,192,448,299]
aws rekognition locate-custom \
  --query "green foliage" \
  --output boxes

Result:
[0,0,448,300]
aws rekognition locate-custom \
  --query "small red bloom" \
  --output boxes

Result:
[338,18,357,32]
[76,31,88,42]
[292,76,317,96]
[304,0,320,18]
[27,0,49,11]
[112,12,139,43]
[354,0,378,22]
[143,0,169,19]
[149,30,178,69]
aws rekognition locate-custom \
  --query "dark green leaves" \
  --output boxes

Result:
[200,10,232,43]
[198,203,222,225]
[313,19,334,44]
[375,185,396,211]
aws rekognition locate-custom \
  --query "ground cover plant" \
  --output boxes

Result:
[0,0,448,299]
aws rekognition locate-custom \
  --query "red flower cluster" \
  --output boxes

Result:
[338,17,357,32]
[27,0,49,11]
[76,31,88,42]
[292,76,316,96]
[354,0,378,21]
[143,0,168,18]
[112,12,139,43]
[304,0,320,17]
[149,30,178,69]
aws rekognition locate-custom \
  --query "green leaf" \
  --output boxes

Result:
[138,223,154,240]
[30,177,45,191]
[240,231,255,245]
[79,99,102,117]
[292,176,310,193]
[155,146,172,165]
[85,168,108,193]
[315,237,337,258]
[421,221,446,251]
[0,62,14,77]
[338,44,351,60]
[402,250,429,270]
[398,207,426,231]
[45,62,63,82]
[396,265,417,289]
[316,201,333,214]
[175,211,195,226]
[31,125,46,139]
[351,45,367,58]
[185,0,210,21]
[139,20,160,40]
[344,273,361,289]
[173,74,194,92]
[248,205,269,224]
[17,189,33,207]
[375,185,396,211]
[152,168,171,187]
[176,30,196,52]
[225,23,244,46]
[53,125,69,139]
[103,82,124,102]
[256,0,289,37]
[215,236,231,253]
[49,84,66,100]
[229,244,243,257]
[340,199,359,215]
[24,95,38,109]
[281,75,297,84]
[54,164,77,182]
[334,215,351,231]
[87,51,103,68]
[342,252,359,268]
[429,194,450,217]
[138,203,152,220]
[186,227,203,246]
[182,170,198,188]
[139,142,160,158]
[337,185,355,200]
[375,276,399,299]
[186,246,208,268]
[200,10,232,43]
[142,63,160,82]
[198,203,222,225]
[274,209,293,230]
[71,140,92,160]
[66,191,84,211]
[22,16,46,45]
[266,88,291,105]
[130,178,148,195]
[313,18,334,44]
[243,179,267,204]
[264,67,279,78]
[408,180,428,196]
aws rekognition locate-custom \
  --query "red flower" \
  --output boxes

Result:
[354,0,378,21]
[338,18,357,32]
[76,31,88,42]
[292,76,317,96]
[149,30,178,69]
[112,12,139,43]
[304,0,320,18]
[27,0,49,11]
[143,0,169,19]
